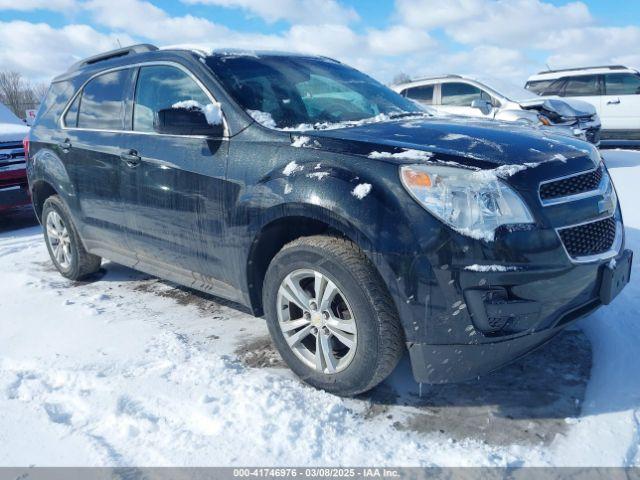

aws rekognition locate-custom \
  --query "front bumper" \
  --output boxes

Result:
[407,248,632,383]
[546,119,601,146]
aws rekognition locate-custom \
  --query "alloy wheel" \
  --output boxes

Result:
[46,210,72,270]
[276,269,358,374]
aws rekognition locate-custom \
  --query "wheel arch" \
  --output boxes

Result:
[245,204,410,329]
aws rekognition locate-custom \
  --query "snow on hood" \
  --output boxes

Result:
[309,116,594,169]
[0,122,29,143]
[0,103,29,142]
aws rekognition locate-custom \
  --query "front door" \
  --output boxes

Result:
[436,82,496,119]
[120,64,231,286]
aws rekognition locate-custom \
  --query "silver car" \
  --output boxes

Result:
[393,74,601,145]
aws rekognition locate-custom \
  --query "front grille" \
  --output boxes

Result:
[585,128,600,144]
[540,167,603,201]
[558,217,617,258]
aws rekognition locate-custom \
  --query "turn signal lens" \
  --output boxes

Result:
[401,169,432,188]
[538,115,551,126]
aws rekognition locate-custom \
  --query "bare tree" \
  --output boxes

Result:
[391,72,412,86]
[0,71,49,120]
[0,71,26,117]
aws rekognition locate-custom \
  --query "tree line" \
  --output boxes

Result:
[0,71,48,120]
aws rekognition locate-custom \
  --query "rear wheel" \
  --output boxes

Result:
[42,195,101,280]
[263,235,404,396]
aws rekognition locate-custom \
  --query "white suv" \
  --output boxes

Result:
[393,75,601,145]
[526,66,640,147]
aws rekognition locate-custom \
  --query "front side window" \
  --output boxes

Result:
[562,75,600,97]
[404,85,434,104]
[133,66,212,132]
[77,70,129,130]
[441,82,488,106]
[525,80,555,95]
[604,73,640,95]
[205,55,422,129]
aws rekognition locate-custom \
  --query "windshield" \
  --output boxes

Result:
[469,75,539,103]
[205,55,424,130]
[0,102,22,125]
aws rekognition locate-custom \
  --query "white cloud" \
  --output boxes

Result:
[0,0,76,10]
[367,25,435,56]
[181,0,358,25]
[0,21,133,81]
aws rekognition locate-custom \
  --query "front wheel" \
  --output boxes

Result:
[42,195,102,280]
[263,235,404,396]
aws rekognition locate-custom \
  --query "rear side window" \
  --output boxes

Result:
[133,65,211,133]
[77,70,130,130]
[441,82,488,106]
[403,85,434,104]
[562,75,600,97]
[604,73,640,95]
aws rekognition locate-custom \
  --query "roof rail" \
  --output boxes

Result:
[67,44,158,73]
[536,65,628,75]
[403,74,462,84]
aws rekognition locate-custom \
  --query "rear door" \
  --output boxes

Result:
[60,68,133,258]
[120,64,231,284]
[601,72,640,132]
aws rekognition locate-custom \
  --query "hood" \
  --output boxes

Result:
[0,122,30,143]
[307,116,595,169]
[518,97,596,118]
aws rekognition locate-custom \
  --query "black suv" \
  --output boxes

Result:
[27,44,632,396]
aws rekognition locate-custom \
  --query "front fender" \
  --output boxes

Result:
[238,156,427,341]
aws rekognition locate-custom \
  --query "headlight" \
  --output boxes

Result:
[400,165,534,241]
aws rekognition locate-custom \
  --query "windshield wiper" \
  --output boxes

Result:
[388,111,430,119]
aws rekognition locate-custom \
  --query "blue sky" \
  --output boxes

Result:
[1,0,639,84]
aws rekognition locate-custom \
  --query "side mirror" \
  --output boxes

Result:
[156,103,224,137]
[471,99,493,114]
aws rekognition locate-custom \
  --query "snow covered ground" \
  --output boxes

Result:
[0,150,639,467]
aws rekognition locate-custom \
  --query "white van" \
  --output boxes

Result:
[526,66,640,147]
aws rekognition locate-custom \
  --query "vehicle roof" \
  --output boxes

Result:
[53,43,340,82]
[527,65,639,81]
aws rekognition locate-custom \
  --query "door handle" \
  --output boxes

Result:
[607,98,621,105]
[120,149,141,167]
[58,139,72,151]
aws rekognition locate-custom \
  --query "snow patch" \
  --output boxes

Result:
[306,172,330,180]
[171,100,223,126]
[464,264,518,272]
[368,149,434,160]
[283,161,303,176]
[351,183,372,200]
[247,109,277,129]
[291,136,311,148]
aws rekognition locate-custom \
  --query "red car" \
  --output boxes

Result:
[0,103,30,212]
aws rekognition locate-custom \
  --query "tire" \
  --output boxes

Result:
[42,195,102,280]
[263,235,404,396]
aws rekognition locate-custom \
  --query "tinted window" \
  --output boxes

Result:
[63,94,80,128]
[206,55,421,129]
[441,82,489,106]
[525,80,554,95]
[562,75,600,97]
[404,85,434,104]
[604,73,640,95]
[77,70,129,130]
[133,66,212,133]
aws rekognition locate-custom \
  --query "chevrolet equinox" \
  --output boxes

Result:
[26,44,632,396]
